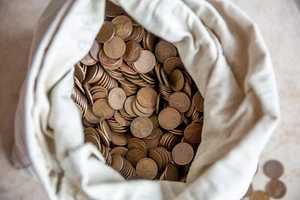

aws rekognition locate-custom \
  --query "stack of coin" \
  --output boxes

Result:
[72,1,205,181]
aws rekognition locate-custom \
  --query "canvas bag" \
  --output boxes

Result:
[12,0,280,199]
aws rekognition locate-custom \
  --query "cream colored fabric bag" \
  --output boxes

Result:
[12,0,280,199]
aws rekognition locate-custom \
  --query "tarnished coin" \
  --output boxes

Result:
[108,87,126,110]
[171,143,194,165]
[263,160,284,179]
[96,21,115,43]
[104,36,126,59]
[169,92,191,113]
[193,91,204,112]
[92,99,115,119]
[136,158,158,180]
[105,1,124,18]
[163,164,179,181]
[136,87,157,109]
[155,41,177,63]
[163,57,184,75]
[169,69,184,92]
[126,148,146,167]
[183,120,203,144]
[123,41,142,62]
[250,191,270,200]
[158,108,181,130]
[112,15,133,39]
[133,50,156,73]
[266,179,286,198]
[124,96,137,117]
[111,154,125,172]
[110,146,128,157]
[130,116,153,138]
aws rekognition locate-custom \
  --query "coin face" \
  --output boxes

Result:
[266,179,286,198]
[169,92,191,113]
[103,36,126,59]
[184,120,203,144]
[92,99,115,119]
[136,87,157,109]
[97,21,115,43]
[112,15,133,39]
[155,41,177,63]
[172,143,194,165]
[169,69,184,92]
[123,41,142,62]
[130,116,153,138]
[133,50,156,73]
[136,158,158,180]
[126,148,146,167]
[158,107,181,130]
[250,191,270,200]
[105,1,124,18]
[263,160,284,179]
[108,87,126,110]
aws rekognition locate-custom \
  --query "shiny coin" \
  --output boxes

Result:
[97,21,115,43]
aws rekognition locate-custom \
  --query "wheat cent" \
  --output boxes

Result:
[193,91,204,112]
[105,1,124,17]
[158,108,181,130]
[103,36,126,59]
[169,92,191,113]
[263,160,284,179]
[112,15,133,39]
[126,148,146,167]
[172,143,194,165]
[130,116,153,138]
[97,21,115,43]
[123,41,141,62]
[136,158,158,180]
[136,87,157,109]
[266,179,286,198]
[250,191,270,200]
[155,41,177,63]
[108,87,126,110]
[184,120,203,144]
[133,50,156,73]
[169,69,184,92]
[92,99,115,119]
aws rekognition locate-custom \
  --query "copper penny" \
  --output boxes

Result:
[112,15,133,39]
[158,108,181,130]
[96,21,115,43]
[155,41,177,63]
[184,120,203,144]
[136,158,158,180]
[108,87,126,110]
[124,96,137,117]
[163,57,184,75]
[111,154,124,172]
[169,69,184,92]
[172,143,194,165]
[80,53,97,66]
[89,40,102,61]
[164,163,179,181]
[123,41,142,62]
[250,191,270,200]
[133,50,156,73]
[105,1,124,18]
[104,36,126,59]
[136,87,157,109]
[263,160,284,179]
[114,111,130,126]
[125,148,146,167]
[266,179,286,198]
[92,99,115,119]
[193,91,204,112]
[110,146,128,157]
[169,92,191,113]
[130,116,153,138]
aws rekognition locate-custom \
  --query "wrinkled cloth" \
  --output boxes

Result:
[12,0,280,199]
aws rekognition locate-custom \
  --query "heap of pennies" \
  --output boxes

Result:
[72,1,204,181]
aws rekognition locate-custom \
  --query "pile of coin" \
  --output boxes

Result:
[243,160,286,200]
[72,1,205,181]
